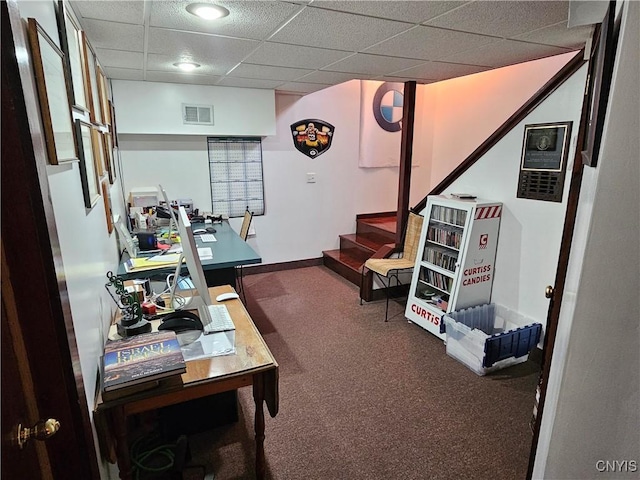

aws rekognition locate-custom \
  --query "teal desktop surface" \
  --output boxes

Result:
[116,220,261,281]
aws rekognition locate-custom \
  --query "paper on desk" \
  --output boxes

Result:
[147,253,182,263]
[125,256,183,272]
[197,247,213,260]
[180,331,235,361]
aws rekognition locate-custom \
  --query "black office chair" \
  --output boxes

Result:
[237,208,254,303]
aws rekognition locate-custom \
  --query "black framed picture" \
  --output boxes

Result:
[581,1,619,168]
[517,122,572,202]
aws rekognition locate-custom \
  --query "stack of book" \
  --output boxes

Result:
[101,331,186,401]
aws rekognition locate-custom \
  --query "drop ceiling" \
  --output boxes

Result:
[69,0,593,95]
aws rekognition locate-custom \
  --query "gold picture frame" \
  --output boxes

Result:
[103,131,115,184]
[91,127,106,178]
[101,179,114,234]
[97,67,111,126]
[27,18,78,165]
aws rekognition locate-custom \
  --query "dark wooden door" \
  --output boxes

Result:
[1,1,99,477]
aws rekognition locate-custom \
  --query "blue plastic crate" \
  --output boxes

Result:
[443,303,542,375]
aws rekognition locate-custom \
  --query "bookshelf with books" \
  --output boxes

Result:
[405,195,503,339]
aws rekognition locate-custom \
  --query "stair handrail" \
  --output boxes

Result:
[413,50,586,214]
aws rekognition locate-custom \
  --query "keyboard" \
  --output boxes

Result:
[200,304,235,334]
[200,234,217,243]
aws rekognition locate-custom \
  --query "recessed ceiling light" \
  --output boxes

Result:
[174,62,201,72]
[186,3,229,20]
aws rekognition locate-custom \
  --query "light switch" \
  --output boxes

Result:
[306,172,316,183]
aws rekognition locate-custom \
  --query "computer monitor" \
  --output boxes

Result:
[158,184,179,241]
[115,215,138,258]
[176,206,212,309]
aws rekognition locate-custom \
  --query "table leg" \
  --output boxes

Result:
[112,406,133,480]
[253,373,266,480]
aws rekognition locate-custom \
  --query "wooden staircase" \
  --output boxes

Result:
[322,212,397,300]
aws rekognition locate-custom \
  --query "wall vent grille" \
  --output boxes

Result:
[182,104,214,125]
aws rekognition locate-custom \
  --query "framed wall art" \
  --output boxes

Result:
[81,32,103,125]
[91,126,106,178]
[109,100,119,148]
[55,0,88,112]
[27,18,78,165]
[97,67,111,127]
[517,121,572,202]
[581,3,619,168]
[75,120,101,208]
[101,179,114,234]
[103,131,115,184]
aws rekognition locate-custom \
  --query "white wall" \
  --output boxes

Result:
[534,1,640,477]
[16,2,125,478]
[118,135,211,211]
[112,80,276,136]
[444,65,587,332]
[118,53,570,267]
[427,51,579,190]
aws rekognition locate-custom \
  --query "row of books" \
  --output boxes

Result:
[427,225,463,249]
[420,268,454,293]
[423,247,458,272]
[101,331,186,401]
[430,205,467,227]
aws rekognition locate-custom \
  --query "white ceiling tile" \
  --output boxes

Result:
[228,63,312,81]
[276,82,331,94]
[95,48,143,70]
[147,29,259,73]
[103,67,144,81]
[269,8,412,51]
[244,42,352,69]
[76,0,585,89]
[323,53,425,75]
[146,53,228,77]
[392,62,490,82]
[145,71,222,85]
[78,19,144,52]
[149,1,302,40]
[425,1,570,38]
[295,70,369,84]
[364,25,502,61]
[217,77,284,89]
[70,1,145,25]
[228,64,313,81]
[515,22,593,49]
[445,39,571,68]
[310,1,463,24]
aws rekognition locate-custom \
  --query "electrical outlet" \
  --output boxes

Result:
[306,172,316,183]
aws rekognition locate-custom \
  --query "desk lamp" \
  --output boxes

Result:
[105,271,151,337]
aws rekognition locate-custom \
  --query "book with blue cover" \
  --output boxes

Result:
[101,331,185,394]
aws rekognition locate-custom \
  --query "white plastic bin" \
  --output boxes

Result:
[443,303,541,376]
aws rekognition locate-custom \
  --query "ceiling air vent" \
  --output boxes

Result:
[182,104,214,125]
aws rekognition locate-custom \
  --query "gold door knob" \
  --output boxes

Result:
[545,285,554,299]
[15,418,60,449]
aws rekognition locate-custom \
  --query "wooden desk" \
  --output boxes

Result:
[94,285,278,480]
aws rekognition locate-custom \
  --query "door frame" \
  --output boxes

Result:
[1,1,100,477]
[526,3,620,477]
